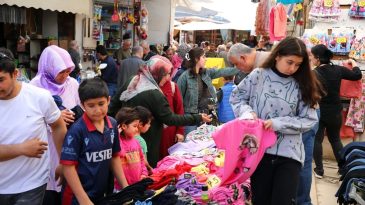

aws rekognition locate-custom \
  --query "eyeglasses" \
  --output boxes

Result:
[0,52,14,61]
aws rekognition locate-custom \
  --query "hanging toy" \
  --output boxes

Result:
[111,0,119,22]
[127,13,136,24]
[139,6,149,40]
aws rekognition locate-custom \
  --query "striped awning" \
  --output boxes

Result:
[0,0,92,16]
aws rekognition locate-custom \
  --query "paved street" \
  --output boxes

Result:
[311,160,340,205]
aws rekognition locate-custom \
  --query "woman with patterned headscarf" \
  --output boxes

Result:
[109,56,211,167]
[30,45,80,205]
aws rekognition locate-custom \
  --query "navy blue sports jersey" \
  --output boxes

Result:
[60,114,120,205]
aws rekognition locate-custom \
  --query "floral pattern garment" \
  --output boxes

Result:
[345,72,365,132]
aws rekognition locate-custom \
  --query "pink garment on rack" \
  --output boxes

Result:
[212,119,276,186]
[340,62,362,98]
[269,4,287,42]
[345,73,365,133]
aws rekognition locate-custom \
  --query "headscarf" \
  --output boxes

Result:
[31,45,75,95]
[119,56,172,102]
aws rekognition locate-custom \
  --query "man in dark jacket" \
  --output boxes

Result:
[117,46,144,89]
[141,41,156,61]
[68,40,81,79]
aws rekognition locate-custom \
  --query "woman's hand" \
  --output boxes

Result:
[263,119,273,130]
[201,113,212,123]
[175,134,185,142]
[348,59,357,67]
[61,109,75,125]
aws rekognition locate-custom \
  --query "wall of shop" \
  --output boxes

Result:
[144,0,173,44]
[42,10,58,38]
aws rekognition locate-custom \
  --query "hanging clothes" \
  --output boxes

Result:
[255,0,270,36]
[277,0,303,4]
[309,0,341,22]
[269,3,288,41]
[345,71,365,133]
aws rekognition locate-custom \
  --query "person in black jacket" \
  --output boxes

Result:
[311,44,362,178]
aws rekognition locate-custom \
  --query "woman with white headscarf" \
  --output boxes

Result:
[30,45,80,205]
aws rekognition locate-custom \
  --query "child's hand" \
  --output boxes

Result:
[263,119,273,130]
[141,175,147,179]
[61,109,75,125]
[175,134,184,142]
[201,113,212,123]
[147,164,153,175]
[55,164,64,186]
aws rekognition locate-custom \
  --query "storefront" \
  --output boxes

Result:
[0,0,92,78]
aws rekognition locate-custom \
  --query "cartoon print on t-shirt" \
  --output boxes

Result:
[234,134,259,174]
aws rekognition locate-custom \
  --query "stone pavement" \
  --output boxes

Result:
[311,159,341,205]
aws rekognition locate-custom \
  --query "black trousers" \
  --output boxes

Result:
[251,154,301,205]
[313,111,343,173]
[42,190,61,205]
[0,184,46,205]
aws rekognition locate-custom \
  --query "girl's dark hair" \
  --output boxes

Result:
[115,107,140,125]
[311,44,333,64]
[186,47,205,75]
[261,37,322,107]
[78,77,109,103]
[135,106,153,125]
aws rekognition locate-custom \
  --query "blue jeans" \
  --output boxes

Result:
[185,125,197,136]
[107,83,117,97]
[297,109,320,205]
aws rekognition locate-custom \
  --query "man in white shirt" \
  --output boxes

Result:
[0,49,67,205]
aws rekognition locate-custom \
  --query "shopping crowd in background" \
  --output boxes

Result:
[0,33,362,205]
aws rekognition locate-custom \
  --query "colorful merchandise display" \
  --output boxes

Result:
[302,28,354,55]
[349,0,365,18]
[349,31,365,61]
[309,0,341,22]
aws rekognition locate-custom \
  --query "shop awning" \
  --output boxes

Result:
[0,0,92,16]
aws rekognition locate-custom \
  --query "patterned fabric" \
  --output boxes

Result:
[309,0,341,22]
[345,73,365,133]
[119,56,171,101]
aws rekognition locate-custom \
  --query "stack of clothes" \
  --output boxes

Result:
[336,142,365,205]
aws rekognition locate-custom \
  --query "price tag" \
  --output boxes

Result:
[206,175,221,189]
[336,37,347,44]
[359,0,365,7]
[324,0,333,7]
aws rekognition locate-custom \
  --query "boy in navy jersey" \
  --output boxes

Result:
[60,78,128,205]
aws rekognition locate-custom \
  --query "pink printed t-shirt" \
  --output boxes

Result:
[212,119,276,185]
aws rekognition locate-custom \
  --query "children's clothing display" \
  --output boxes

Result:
[97,120,276,204]
[345,72,365,132]
[302,28,354,55]
[309,0,341,22]
[349,0,365,18]
[349,31,365,61]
